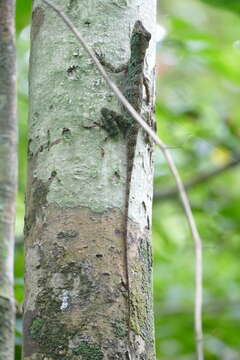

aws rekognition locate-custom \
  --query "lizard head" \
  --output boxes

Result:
[133,21,151,43]
[130,21,151,56]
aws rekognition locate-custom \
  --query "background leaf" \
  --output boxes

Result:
[200,0,240,16]
[16,0,32,34]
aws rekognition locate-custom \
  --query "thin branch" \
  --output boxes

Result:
[40,1,204,358]
[155,299,240,316]
[154,156,240,202]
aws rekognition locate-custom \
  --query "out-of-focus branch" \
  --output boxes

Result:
[155,299,240,316]
[0,0,17,358]
[154,156,240,203]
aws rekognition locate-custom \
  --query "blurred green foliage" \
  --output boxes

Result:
[200,0,240,15]
[16,0,31,34]
[153,0,240,359]
[15,0,240,359]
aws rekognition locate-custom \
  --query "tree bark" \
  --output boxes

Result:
[24,0,156,359]
[0,0,17,359]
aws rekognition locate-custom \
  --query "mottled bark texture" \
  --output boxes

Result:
[24,0,156,359]
[0,0,17,359]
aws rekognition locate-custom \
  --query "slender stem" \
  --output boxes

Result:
[41,1,204,357]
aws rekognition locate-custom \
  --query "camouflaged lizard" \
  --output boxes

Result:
[99,20,151,358]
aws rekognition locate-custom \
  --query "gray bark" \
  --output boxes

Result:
[0,0,17,359]
[24,0,156,359]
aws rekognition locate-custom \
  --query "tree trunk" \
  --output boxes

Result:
[0,1,17,359]
[23,1,156,359]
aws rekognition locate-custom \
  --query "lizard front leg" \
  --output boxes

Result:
[94,49,127,74]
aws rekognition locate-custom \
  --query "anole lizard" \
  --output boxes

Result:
[99,20,151,358]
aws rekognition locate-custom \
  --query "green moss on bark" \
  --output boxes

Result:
[112,320,128,339]
[30,317,44,339]
[24,178,49,237]
[72,342,103,360]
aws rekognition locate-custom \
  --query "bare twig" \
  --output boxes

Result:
[155,299,240,316]
[154,156,240,202]
[40,1,204,358]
